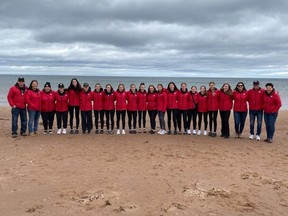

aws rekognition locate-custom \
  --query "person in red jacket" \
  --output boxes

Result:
[115,84,127,135]
[127,84,138,134]
[7,77,28,138]
[93,83,104,134]
[40,82,55,134]
[207,81,219,137]
[233,82,248,138]
[26,80,41,136]
[219,83,233,139]
[177,83,191,134]
[166,82,178,135]
[147,85,158,134]
[262,83,282,143]
[197,86,208,135]
[188,86,198,135]
[55,83,69,135]
[247,81,264,141]
[157,84,167,135]
[103,84,115,134]
[67,78,82,134]
[80,83,93,134]
[137,83,147,133]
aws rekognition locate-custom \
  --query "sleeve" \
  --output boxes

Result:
[7,87,15,107]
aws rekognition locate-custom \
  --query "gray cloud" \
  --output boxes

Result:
[0,0,288,77]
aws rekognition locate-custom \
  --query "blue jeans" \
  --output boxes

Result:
[28,110,41,133]
[11,108,27,134]
[249,110,263,136]
[234,111,247,134]
[264,112,278,140]
[158,111,166,130]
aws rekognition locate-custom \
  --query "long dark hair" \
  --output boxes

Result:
[28,80,38,90]
[148,85,156,94]
[234,82,247,92]
[167,82,178,92]
[68,78,82,92]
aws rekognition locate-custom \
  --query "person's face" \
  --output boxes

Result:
[181,84,186,91]
[131,85,136,92]
[237,83,244,91]
[157,85,163,91]
[191,87,197,93]
[72,80,77,87]
[200,87,205,93]
[58,87,64,92]
[209,83,215,90]
[44,86,51,92]
[149,86,154,93]
[266,86,273,93]
[106,85,111,92]
[169,84,175,91]
[32,82,38,90]
[223,84,229,92]
[253,84,260,90]
[83,86,89,91]
[140,85,145,92]
[18,81,24,87]
[119,85,124,92]
[95,85,101,91]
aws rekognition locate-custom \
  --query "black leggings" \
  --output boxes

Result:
[167,109,177,131]
[116,110,126,129]
[148,110,157,130]
[81,110,92,132]
[220,110,231,137]
[198,112,208,131]
[94,110,104,130]
[41,111,55,130]
[138,110,147,128]
[208,110,218,132]
[68,106,80,129]
[56,111,68,129]
[177,109,188,131]
[105,110,115,130]
[187,109,197,130]
[127,110,137,130]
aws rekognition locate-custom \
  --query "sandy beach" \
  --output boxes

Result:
[0,106,288,216]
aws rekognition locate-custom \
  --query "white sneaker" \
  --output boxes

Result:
[197,130,201,135]
[187,129,191,135]
[160,130,166,135]
[249,134,254,140]
[122,129,125,135]
[256,135,260,141]
[203,130,208,136]
[117,129,120,135]
[62,129,67,135]
[157,130,162,134]
[192,129,197,135]
[57,129,62,135]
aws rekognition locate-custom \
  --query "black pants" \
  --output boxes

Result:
[116,110,126,129]
[148,110,157,130]
[41,111,55,131]
[68,106,80,129]
[167,109,177,131]
[105,110,115,130]
[208,110,218,132]
[177,109,188,131]
[127,110,137,130]
[220,110,231,137]
[138,110,147,128]
[187,109,197,130]
[81,110,92,132]
[198,112,208,131]
[94,110,104,130]
[56,111,68,129]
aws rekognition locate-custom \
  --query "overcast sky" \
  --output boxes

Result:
[0,0,288,77]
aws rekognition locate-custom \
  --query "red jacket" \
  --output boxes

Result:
[233,90,248,112]
[92,89,104,111]
[80,90,93,111]
[41,91,55,112]
[262,90,282,113]
[190,92,199,109]
[157,91,167,112]
[197,93,208,113]
[177,89,192,110]
[26,89,41,111]
[166,90,178,109]
[7,84,28,109]
[247,88,264,111]
[207,89,220,111]
[115,90,127,111]
[137,90,147,111]
[147,92,157,110]
[55,91,69,112]
[103,90,115,110]
[218,90,233,111]
[68,88,81,106]
[126,90,138,111]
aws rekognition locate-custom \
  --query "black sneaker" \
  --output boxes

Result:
[268,139,273,143]
[208,132,213,136]
[12,133,17,138]
[95,130,99,134]
[70,130,74,134]
[129,130,133,134]
[20,132,27,136]
[173,131,178,135]
[150,130,155,134]
[74,129,79,134]
[133,130,137,134]
[110,130,114,135]
[82,130,86,134]
[100,130,104,134]
[167,130,172,135]
[212,132,217,137]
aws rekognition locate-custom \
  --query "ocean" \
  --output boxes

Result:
[1,74,287,109]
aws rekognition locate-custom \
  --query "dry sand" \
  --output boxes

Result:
[0,106,288,216]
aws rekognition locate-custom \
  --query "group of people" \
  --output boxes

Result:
[7,77,282,143]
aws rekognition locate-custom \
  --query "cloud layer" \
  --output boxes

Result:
[1,0,288,77]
